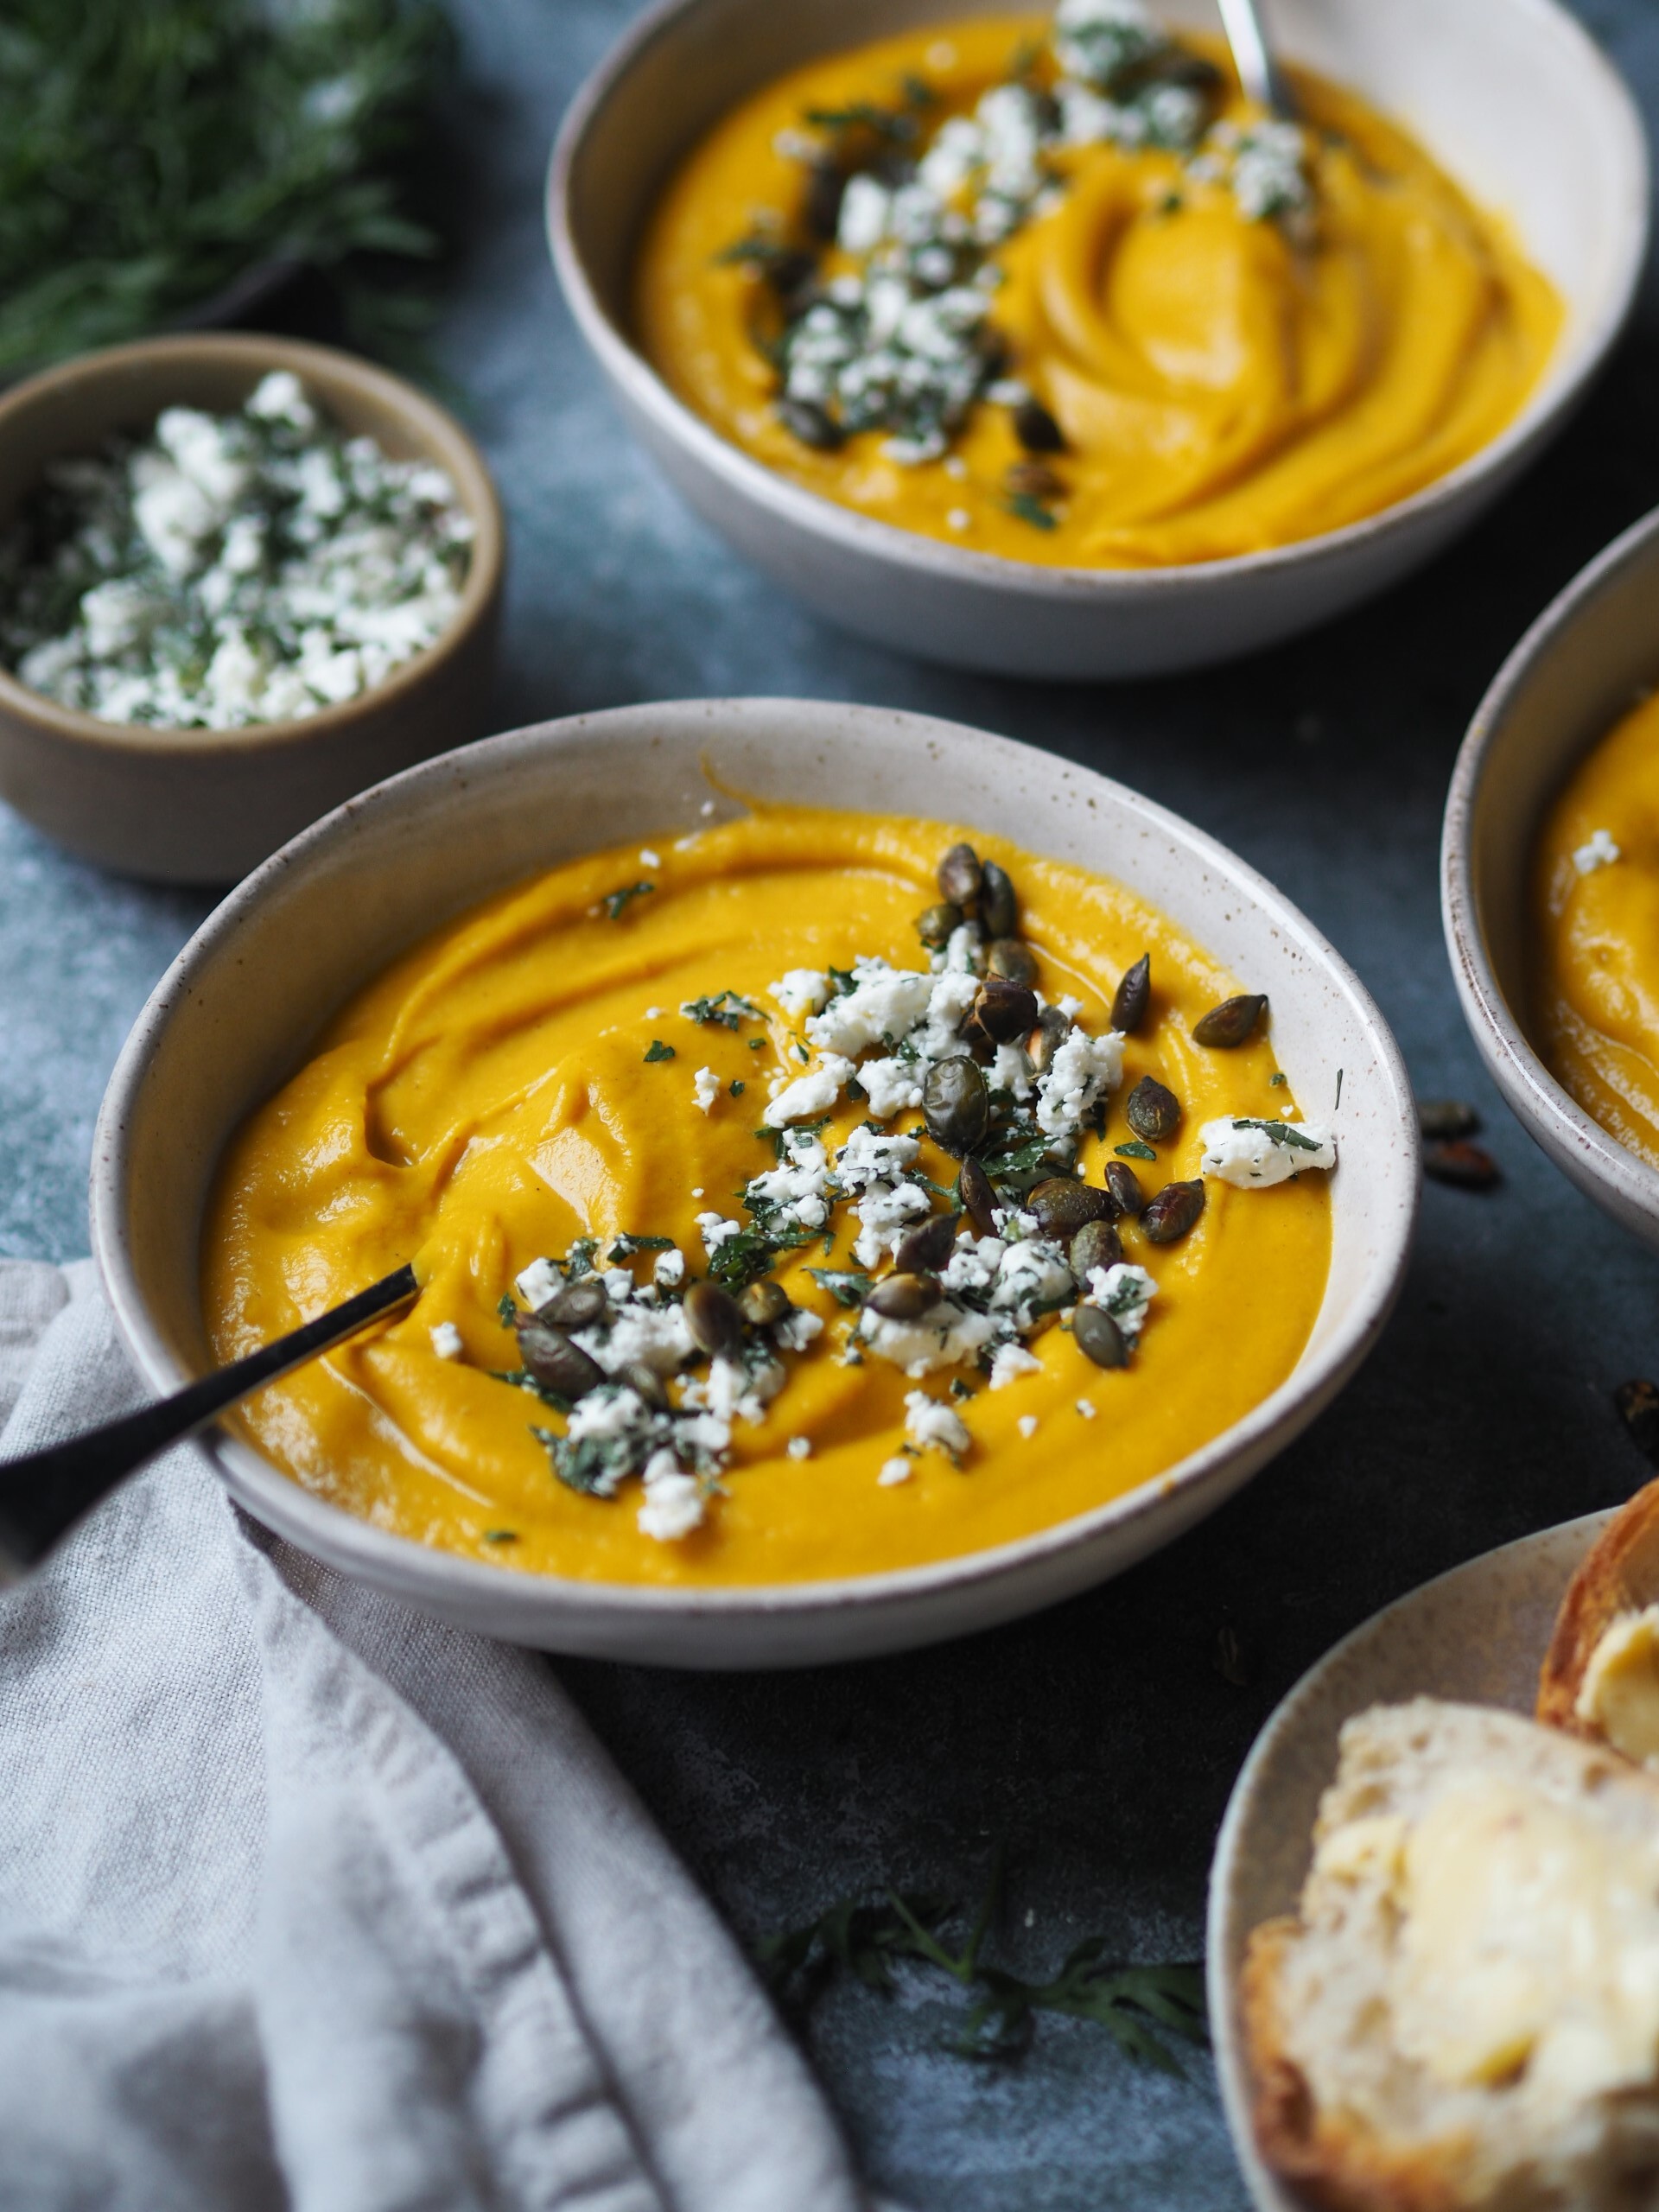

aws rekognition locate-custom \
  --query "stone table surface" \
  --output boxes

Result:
[6,3,1659,2204]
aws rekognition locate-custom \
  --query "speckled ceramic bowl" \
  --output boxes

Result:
[1207,1511,1611,2211]
[549,0,1646,680]
[1443,505,1659,1252]
[92,698,1418,1666]
[0,334,505,885]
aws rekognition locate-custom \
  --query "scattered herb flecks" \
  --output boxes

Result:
[682,989,762,1030]
[1268,1071,1287,1088]
[496,1291,518,1326]
[730,1078,746,1098]
[644,1039,676,1063]
[1229,1118,1323,1153]
[601,880,654,921]
[607,1232,675,1261]
[1114,1140,1157,1162]
[1006,491,1058,532]
[759,1848,1206,2069]
[807,1267,875,1308]
[483,1529,519,1544]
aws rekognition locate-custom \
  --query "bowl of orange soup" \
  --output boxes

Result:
[549,0,1644,677]
[92,699,1417,1665]
[1446,508,1659,1254]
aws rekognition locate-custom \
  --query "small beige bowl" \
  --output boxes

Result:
[1443,505,1659,1252]
[0,334,505,885]
[550,0,1647,680]
[91,697,1418,1668]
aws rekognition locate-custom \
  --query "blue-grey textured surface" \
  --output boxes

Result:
[4,3,1659,2203]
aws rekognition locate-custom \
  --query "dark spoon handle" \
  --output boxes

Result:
[0,1262,419,1582]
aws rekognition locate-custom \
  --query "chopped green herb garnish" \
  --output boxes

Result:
[1007,491,1058,532]
[565,1238,599,1280]
[1335,1067,1344,1109]
[607,1233,675,1261]
[601,880,654,920]
[749,1036,766,1050]
[950,1376,976,1400]
[1230,1117,1323,1152]
[644,1039,676,1062]
[730,1079,746,1098]
[496,1292,518,1326]
[807,1267,874,1307]
[796,1042,810,1064]
[1115,1140,1157,1161]
[681,989,761,1030]
[1268,1071,1287,1087]
[482,1529,519,1544]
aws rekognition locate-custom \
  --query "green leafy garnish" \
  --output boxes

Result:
[601,880,654,920]
[681,990,761,1031]
[644,1039,676,1063]
[1007,491,1058,532]
[0,0,452,380]
[1268,1071,1287,1087]
[565,1238,599,1280]
[749,1037,766,1051]
[760,1847,1206,2071]
[493,1370,572,1414]
[482,1529,518,1544]
[1115,1140,1157,1161]
[729,1079,745,1098]
[496,1292,518,1326]
[807,1268,874,1308]
[1230,1117,1323,1152]
[607,1233,674,1261]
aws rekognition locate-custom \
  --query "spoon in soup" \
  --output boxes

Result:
[0,1261,419,1581]
[1217,0,1296,118]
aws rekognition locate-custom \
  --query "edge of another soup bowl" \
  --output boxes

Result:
[91,699,1419,1666]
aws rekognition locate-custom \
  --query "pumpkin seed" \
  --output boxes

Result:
[915,900,962,950]
[1423,1139,1500,1190]
[938,842,982,907]
[1070,1217,1122,1278]
[1417,1098,1479,1140]
[1072,1304,1128,1369]
[965,976,1038,1049]
[1014,397,1065,453]
[515,1319,605,1401]
[1105,1160,1146,1217]
[1124,1074,1180,1143]
[1192,993,1267,1048]
[619,1360,670,1413]
[537,1278,608,1329]
[738,1280,792,1328]
[1028,1003,1072,1075]
[958,1155,999,1236]
[1110,953,1150,1035]
[979,859,1017,939]
[986,937,1037,987]
[865,1271,940,1319]
[1006,459,1063,502]
[776,397,843,451]
[684,1280,745,1357]
[1027,1176,1112,1239]
[893,1211,958,1275]
[923,1054,990,1154]
[1141,1179,1205,1243]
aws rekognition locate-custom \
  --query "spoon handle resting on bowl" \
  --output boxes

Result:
[1216,0,1295,118]
[0,1262,419,1584]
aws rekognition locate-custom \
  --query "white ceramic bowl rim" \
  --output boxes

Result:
[1442,502,1659,1218]
[92,698,1417,1630]
[548,0,1648,603]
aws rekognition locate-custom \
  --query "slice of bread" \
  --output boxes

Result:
[1538,1482,1659,1751]
[1243,1697,1659,2210]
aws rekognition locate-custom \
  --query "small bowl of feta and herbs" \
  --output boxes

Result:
[0,333,503,883]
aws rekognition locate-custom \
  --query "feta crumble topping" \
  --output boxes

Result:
[1017,1414,1039,1440]
[514,1256,562,1312]
[3,372,473,729]
[1573,828,1622,875]
[904,1390,972,1460]
[693,1065,721,1114]
[1199,1116,1337,1187]
[878,1457,913,1486]
[989,1342,1044,1390]
[638,1462,705,1541]
[786,1436,812,1459]
[429,1322,463,1360]
[769,969,831,1018]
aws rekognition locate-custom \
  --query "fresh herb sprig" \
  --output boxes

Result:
[760,1848,1206,2069]
[0,0,452,378]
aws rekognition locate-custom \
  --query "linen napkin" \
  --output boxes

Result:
[0,1258,868,2212]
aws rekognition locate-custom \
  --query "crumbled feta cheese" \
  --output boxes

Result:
[693,1065,721,1114]
[1034,1027,1123,1135]
[786,1436,812,1459]
[575,1301,695,1377]
[745,1134,833,1230]
[857,1058,925,1118]
[989,1342,1044,1389]
[696,1212,743,1255]
[860,1300,1001,1376]
[1076,1398,1096,1420]
[1084,1262,1157,1338]
[638,1459,705,1541]
[429,1321,463,1360]
[654,1248,685,1288]
[904,1390,971,1459]
[834,1125,920,1192]
[514,1256,562,1311]
[1199,1116,1336,1188]
[850,1179,932,1269]
[878,1457,913,1486]
[769,969,830,1018]
[639,848,661,868]
[1017,1414,1039,1440]
[991,1239,1074,1316]
[1573,828,1622,874]
[806,967,934,1058]
[773,1307,824,1353]
[764,1055,853,1126]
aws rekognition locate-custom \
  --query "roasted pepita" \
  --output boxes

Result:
[1124,1074,1180,1143]
[1192,993,1267,1048]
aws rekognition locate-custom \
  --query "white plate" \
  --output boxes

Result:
[1206,1510,1612,2210]
[92,697,1418,1667]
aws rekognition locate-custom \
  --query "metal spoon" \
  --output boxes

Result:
[0,1262,419,1582]
[1217,0,1295,118]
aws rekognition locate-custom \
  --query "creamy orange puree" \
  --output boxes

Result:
[1534,691,1659,1166]
[203,808,1331,1585]
[635,16,1559,569]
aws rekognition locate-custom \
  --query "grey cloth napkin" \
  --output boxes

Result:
[0,1258,868,2212]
